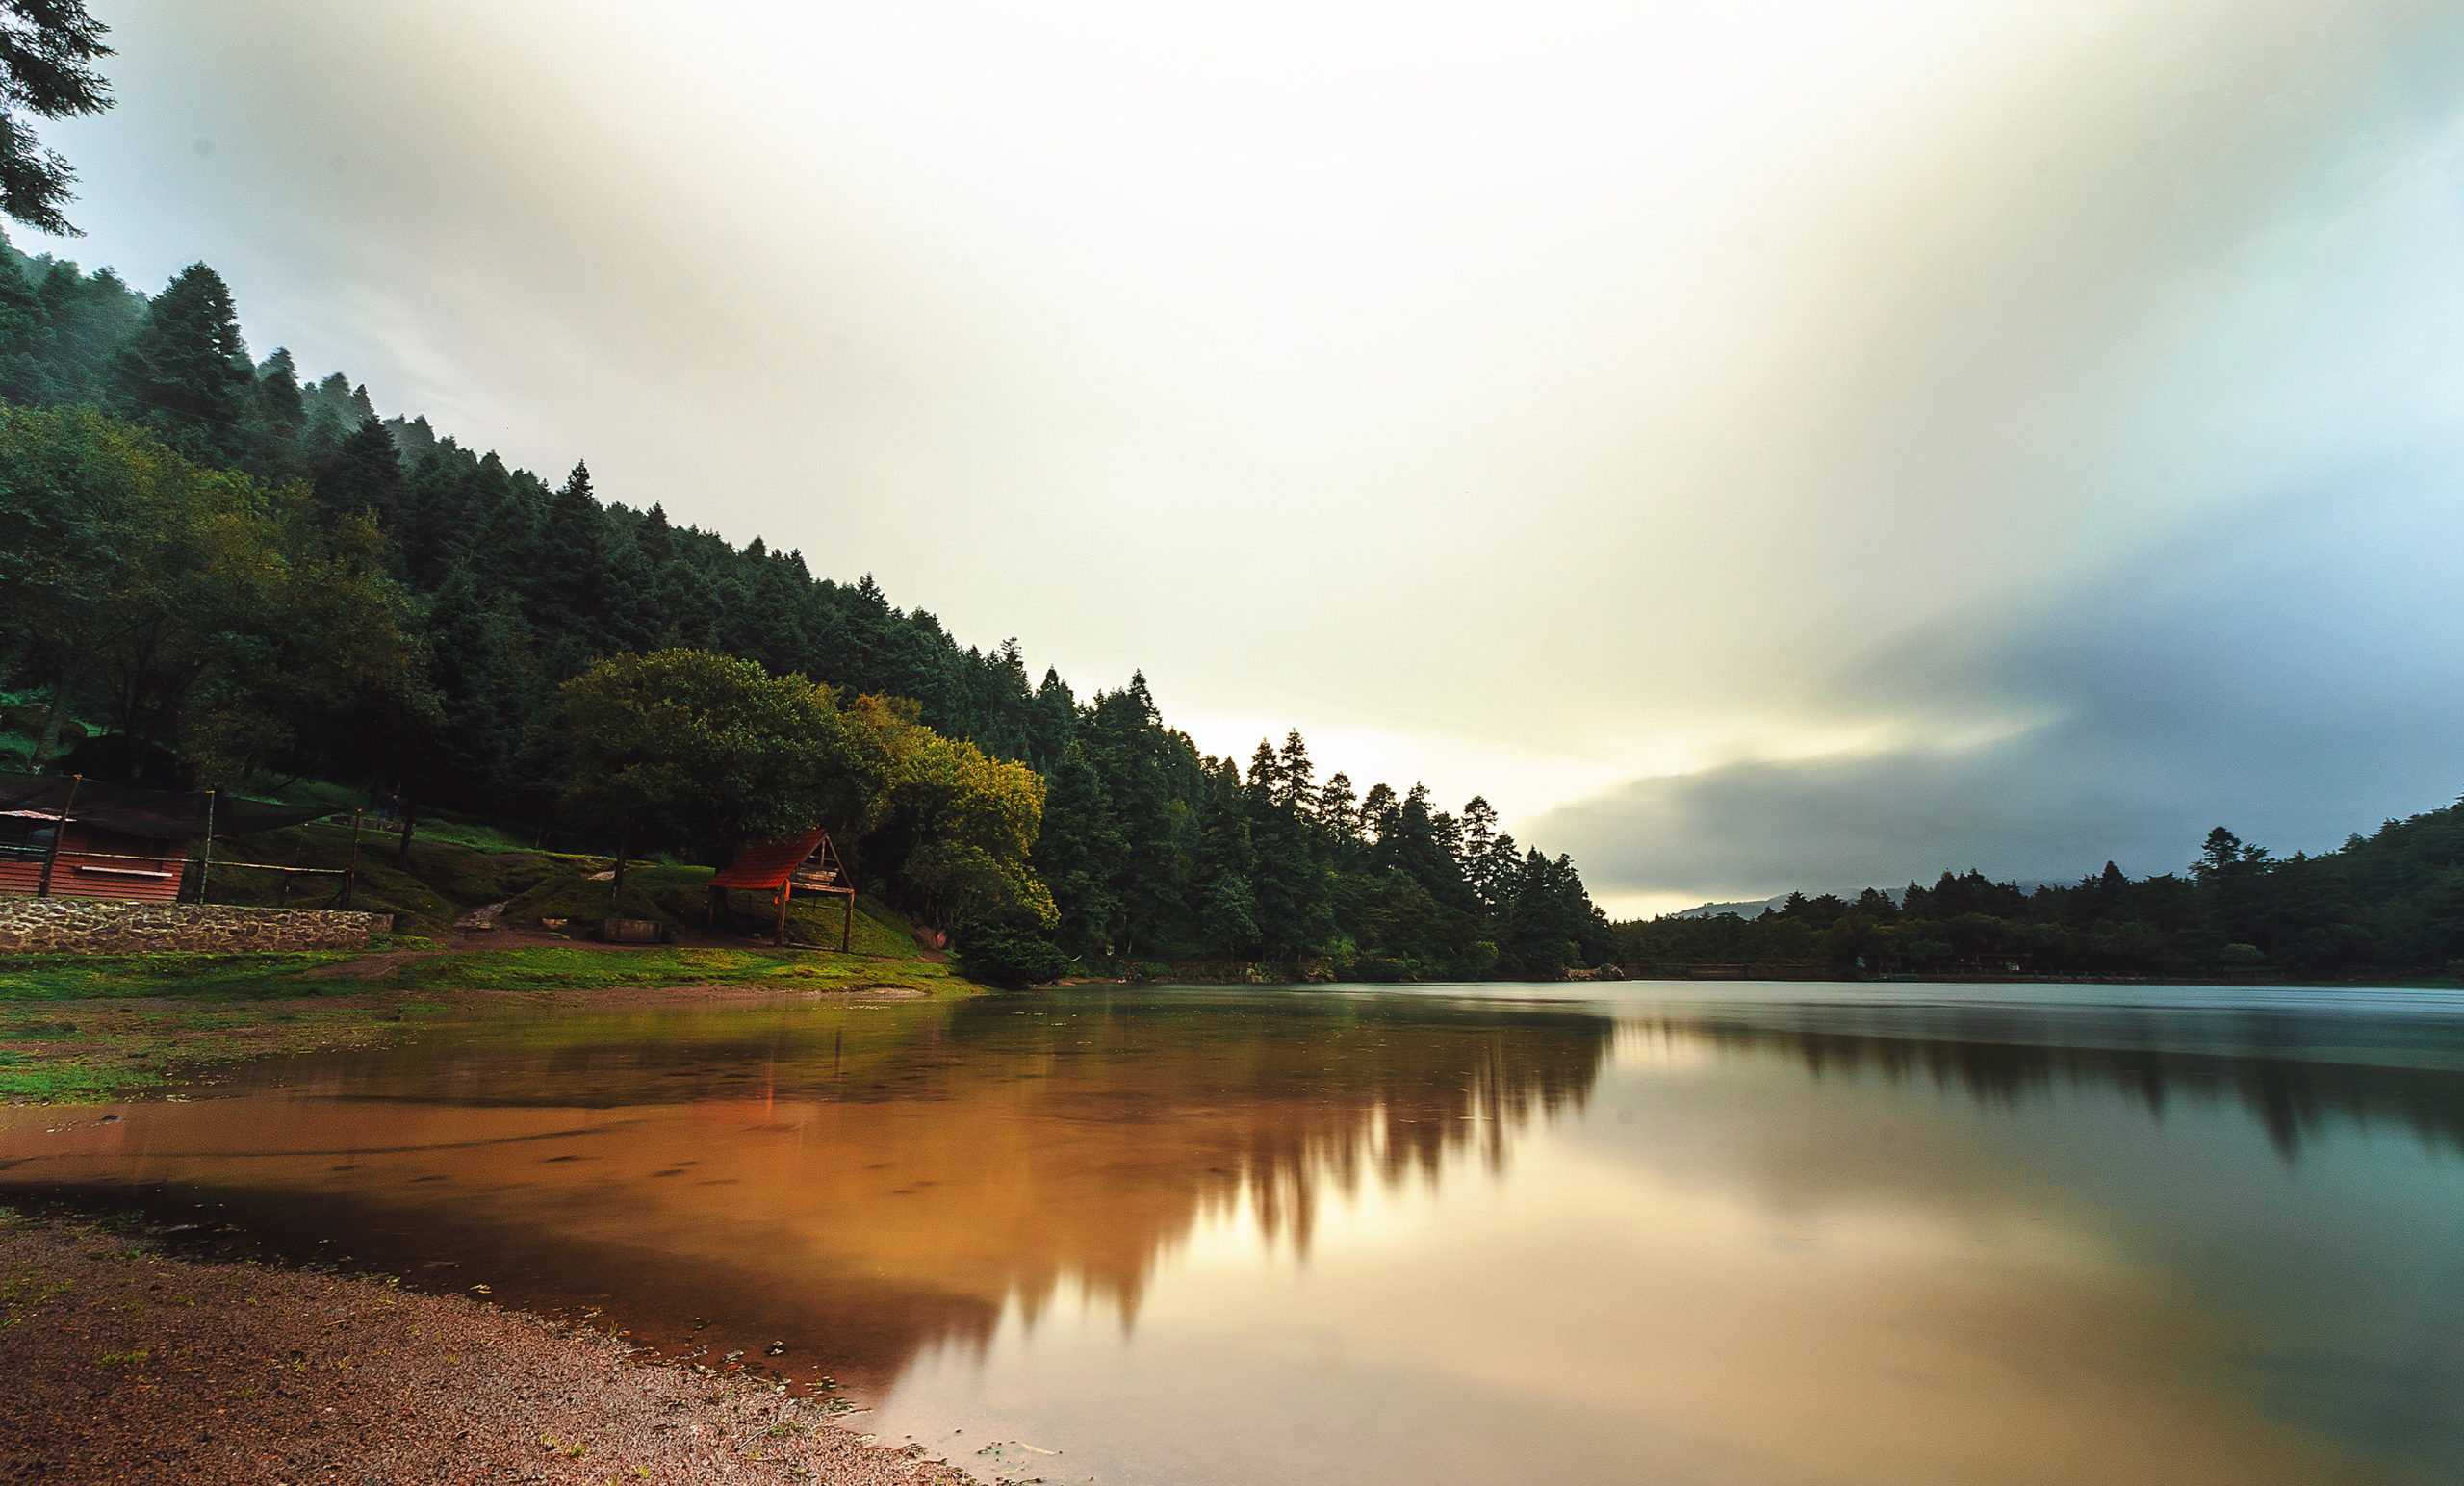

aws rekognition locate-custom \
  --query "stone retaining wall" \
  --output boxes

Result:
[0,897,395,954]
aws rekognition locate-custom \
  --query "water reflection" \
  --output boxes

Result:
[0,989,1615,1387]
[1,984,2458,1485]
[1639,989,2464,1158]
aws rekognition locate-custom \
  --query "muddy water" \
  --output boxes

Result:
[3,982,2461,1485]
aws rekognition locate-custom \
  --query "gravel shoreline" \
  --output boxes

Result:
[0,1215,984,1486]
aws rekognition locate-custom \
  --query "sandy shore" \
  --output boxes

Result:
[0,1214,988,1486]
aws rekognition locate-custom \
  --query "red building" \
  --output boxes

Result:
[0,774,331,904]
[0,815,187,901]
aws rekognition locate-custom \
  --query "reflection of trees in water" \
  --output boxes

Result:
[201,992,1614,1381]
[1656,1009,2464,1160]
[939,991,1614,1262]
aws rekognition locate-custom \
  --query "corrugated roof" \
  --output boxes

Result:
[0,774,334,839]
[707,829,832,891]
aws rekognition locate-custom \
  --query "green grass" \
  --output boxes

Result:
[500,864,927,959]
[369,944,965,995]
[0,1055,160,1101]
[501,863,711,928]
[202,824,582,935]
[0,937,956,1004]
[0,943,973,1103]
[0,951,361,1002]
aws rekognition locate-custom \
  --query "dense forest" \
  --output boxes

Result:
[0,241,1620,980]
[1619,815,2464,980]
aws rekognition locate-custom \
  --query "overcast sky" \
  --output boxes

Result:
[26,0,2464,912]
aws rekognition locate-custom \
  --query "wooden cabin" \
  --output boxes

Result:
[0,813,186,902]
[706,828,858,948]
[0,773,334,906]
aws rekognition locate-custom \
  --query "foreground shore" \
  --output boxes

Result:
[0,1212,988,1486]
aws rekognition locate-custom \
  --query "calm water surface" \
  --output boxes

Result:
[4,981,2461,1485]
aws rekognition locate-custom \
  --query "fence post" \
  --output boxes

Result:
[197,789,218,904]
[343,808,362,910]
[34,774,81,898]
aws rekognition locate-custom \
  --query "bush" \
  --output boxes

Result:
[956,927,1072,987]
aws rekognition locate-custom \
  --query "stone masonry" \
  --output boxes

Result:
[0,898,394,954]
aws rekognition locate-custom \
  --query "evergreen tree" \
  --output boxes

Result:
[37,259,137,396]
[113,262,248,456]
[313,415,405,523]
[0,0,114,236]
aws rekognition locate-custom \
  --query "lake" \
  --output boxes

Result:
[3,980,2460,1485]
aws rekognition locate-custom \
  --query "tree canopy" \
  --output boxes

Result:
[0,232,1621,981]
[0,1,111,235]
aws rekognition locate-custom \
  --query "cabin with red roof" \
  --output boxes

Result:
[706,828,858,948]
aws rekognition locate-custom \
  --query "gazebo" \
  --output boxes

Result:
[706,828,858,949]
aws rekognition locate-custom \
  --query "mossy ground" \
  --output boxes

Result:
[202,823,585,936]
[0,942,971,1103]
[499,867,923,957]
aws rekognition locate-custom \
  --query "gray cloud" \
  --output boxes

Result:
[1539,461,2464,898]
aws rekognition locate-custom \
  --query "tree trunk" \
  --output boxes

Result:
[29,678,69,771]
[397,795,418,860]
[609,833,629,913]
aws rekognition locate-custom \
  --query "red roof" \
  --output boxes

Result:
[707,829,831,891]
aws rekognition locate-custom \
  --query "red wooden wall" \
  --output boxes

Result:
[0,821,187,902]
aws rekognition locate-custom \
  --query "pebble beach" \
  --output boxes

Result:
[0,1215,986,1486]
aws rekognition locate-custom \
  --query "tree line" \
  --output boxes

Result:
[0,242,1618,980]
[1619,817,2464,980]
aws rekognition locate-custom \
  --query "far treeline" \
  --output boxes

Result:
[0,243,1620,983]
[1619,817,2464,980]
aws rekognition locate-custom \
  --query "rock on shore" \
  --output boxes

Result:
[0,1216,981,1486]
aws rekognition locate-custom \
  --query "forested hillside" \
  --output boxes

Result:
[0,243,1618,979]
[1620,816,2464,980]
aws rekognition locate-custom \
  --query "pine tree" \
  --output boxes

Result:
[114,263,249,455]
[525,459,611,669]
[232,346,306,478]
[313,416,405,523]
[0,0,113,236]
[38,260,137,396]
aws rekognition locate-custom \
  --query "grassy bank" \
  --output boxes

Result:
[2,815,983,1103]
[0,943,976,1103]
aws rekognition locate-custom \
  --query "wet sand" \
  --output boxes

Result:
[0,1214,987,1486]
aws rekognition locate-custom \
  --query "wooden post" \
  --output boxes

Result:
[34,774,81,898]
[773,883,789,947]
[275,830,302,910]
[840,850,858,954]
[342,808,362,910]
[196,790,218,905]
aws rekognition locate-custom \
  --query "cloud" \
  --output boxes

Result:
[1538,460,2464,899]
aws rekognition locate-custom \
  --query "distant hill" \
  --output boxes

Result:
[1671,882,2071,919]
[1622,812,2464,979]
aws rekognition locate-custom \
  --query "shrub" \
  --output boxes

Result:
[956,927,1072,987]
